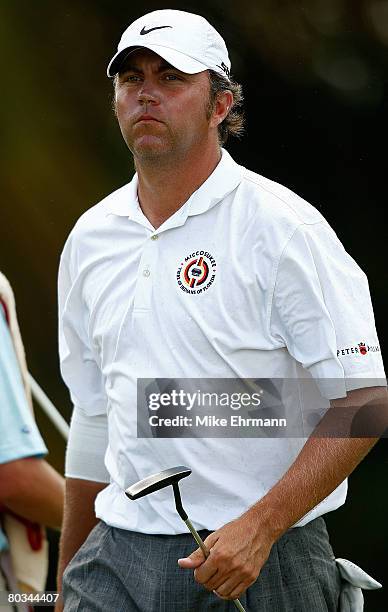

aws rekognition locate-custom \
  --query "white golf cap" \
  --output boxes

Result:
[107,9,231,80]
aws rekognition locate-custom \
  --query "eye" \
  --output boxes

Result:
[164,73,182,81]
[121,74,142,83]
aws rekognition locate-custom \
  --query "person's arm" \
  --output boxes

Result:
[55,407,110,610]
[57,241,111,609]
[178,386,388,600]
[0,456,64,529]
[56,478,107,599]
[181,218,387,599]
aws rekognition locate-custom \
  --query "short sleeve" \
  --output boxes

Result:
[269,221,386,398]
[58,234,107,416]
[0,307,48,464]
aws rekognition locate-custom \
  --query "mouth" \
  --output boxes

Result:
[135,114,161,124]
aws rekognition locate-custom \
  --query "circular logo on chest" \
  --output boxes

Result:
[176,250,217,294]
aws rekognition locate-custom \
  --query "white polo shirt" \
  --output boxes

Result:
[59,149,385,534]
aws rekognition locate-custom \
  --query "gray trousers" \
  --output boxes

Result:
[63,517,341,611]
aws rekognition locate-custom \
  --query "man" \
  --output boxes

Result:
[57,9,386,611]
[0,272,64,609]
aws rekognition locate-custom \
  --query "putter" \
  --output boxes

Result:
[125,466,247,612]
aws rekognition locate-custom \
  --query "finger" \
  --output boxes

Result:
[193,536,229,583]
[203,568,232,592]
[211,574,241,599]
[178,532,221,570]
[194,570,217,591]
[194,562,219,585]
[178,546,206,568]
[202,531,219,551]
[228,581,250,600]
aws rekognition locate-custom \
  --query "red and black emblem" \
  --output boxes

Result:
[183,257,209,288]
[177,250,217,294]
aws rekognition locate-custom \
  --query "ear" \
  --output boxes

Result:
[209,90,234,128]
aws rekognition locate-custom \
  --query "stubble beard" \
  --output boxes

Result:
[129,127,200,169]
[130,136,175,165]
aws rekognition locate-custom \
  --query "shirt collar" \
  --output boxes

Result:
[105,148,243,221]
[185,148,243,217]
[104,175,139,218]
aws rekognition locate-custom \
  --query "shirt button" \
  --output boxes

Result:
[143,269,151,277]
[151,234,159,241]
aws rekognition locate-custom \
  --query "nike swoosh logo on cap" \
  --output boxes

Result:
[140,25,173,35]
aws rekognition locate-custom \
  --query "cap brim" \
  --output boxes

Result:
[107,44,209,77]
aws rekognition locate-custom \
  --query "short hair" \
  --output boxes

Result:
[207,70,245,145]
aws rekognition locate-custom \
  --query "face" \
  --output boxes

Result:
[114,49,217,162]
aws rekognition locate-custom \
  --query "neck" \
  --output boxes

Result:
[135,143,222,229]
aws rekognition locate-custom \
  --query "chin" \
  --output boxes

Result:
[133,140,175,160]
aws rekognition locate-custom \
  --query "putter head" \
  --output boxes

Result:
[125,466,191,500]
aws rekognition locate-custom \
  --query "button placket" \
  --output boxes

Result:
[133,233,159,311]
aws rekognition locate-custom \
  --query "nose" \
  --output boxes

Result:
[137,81,159,106]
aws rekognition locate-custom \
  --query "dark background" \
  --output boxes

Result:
[1,1,387,608]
